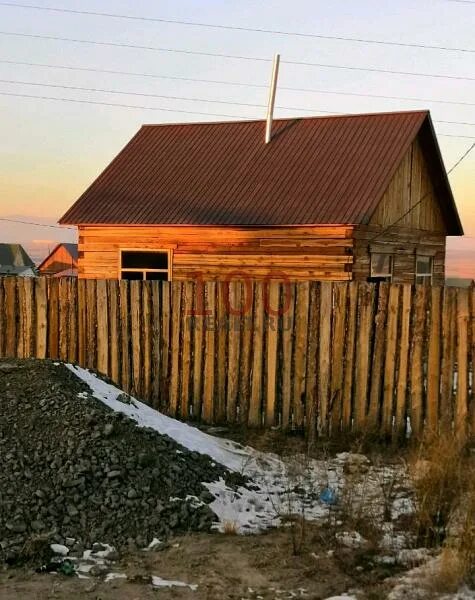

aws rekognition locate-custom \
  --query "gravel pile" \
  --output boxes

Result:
[0,359,235,564]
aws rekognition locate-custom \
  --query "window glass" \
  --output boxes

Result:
[415,256,433,286]
[119,250,171,281]
[370,253,392,278]
[121,271,143,281]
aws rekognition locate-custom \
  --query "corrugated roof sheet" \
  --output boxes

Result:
[0,244,35,268]
[60,111,460,230]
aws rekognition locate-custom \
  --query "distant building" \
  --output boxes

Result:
[38,243,78,277]
[0,243,36,277]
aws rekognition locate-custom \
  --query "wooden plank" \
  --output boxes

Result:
[394,284,412,439]
[216,281,228,423]
[35,278,47,359]
[58,278,69,361]
[0,279,4,356]
[203,281,216,423]
[317,282,332,435]
[119,280,131,393]
[265,281,280,427]
[85,279,97,369]
[293,282,310,430]
[67,279,78,363]
[169,281,183,416]
[17,278,25,358]
[342,283,358,431]
[330,283,347,433]
[107,279,119,383]
[22,277,34,358]
[142,281,152,402]
[192,283,204,420]
[455,288,469,439]
[160,282,171,411]
[368,283,389,427]
[180,281,193,419]
[226,281,241,423]
[305,282,319,443]
[281,283,296,429]
[96,279,109,376]
[150,282,161,409]
[440,287,456,433]
[238,281,254,424]
[471,285,475,438]
[409,286,427,437]
[354,283,375,429]
[426,286,442,434]
[382,284,400,436]
[4,278,17,358]
[77,279,87,367]
[130,280,142,398]
[48,279,60,359]
[249,281,265,427]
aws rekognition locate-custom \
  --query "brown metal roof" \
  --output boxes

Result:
[60,110,462,232]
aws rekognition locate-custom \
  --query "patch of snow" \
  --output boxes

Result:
[104,572,127,583]
[50,544,69,556]
[151,576,198,591]
[323,595,358,600]
[145,537,162,550]
[335,531,367,549]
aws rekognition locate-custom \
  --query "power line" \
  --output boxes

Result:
[2,59,475,107]
[1,31,475,82]
[2,78,475,126]
[0,217,75,230]
[1,90,474,139]
[370,142,475,241]
[0,2,474,54]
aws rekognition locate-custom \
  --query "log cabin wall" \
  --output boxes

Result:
[78,225,354,281]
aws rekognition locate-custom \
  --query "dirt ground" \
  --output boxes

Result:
[0,525,399,600]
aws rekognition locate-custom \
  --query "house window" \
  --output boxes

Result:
[415,256,433,286]
[369,253,393,282]
[120,250,171,281]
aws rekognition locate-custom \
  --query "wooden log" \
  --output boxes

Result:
[249,281,265,427]
[142,281,152,402]
[0,279,4,356]
[354,283,375,429]
[68,279,78,363]
[281,283,296,429]
[160,282,171,411]
[192,283,204,420]
[216,281,228,423]
[293,282,310,430]
[426,286,442,434]
[17,278,25,358]
[58,278,69,362]
[151,282,161,409]
[108,279,119,384]
[48,279,60,359]
[95,279,109,376]
[203,281,216,423]
[119,280,131,393]
[368,283,389,426]
[394,284,412,439]
[317,282,332,435]
[169,281,183,416]
[455,288,469,439]
[4,278,17,358]
[409,286,427,437]
[77,279,87,367]
[238,281,254,424]
[305,282,319,443]
[130,280,142,398]
[226,281,241,423]
[330,283,347,433]
[440,287,456,433]
[471,285,475,438]
[35,277,47,359]
[265,281,280,427]
[382,284,400,435]
[342,283,358,431]
[180,281,193,419]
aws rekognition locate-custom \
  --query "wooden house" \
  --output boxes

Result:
[60,111,463,285]
[38,243,78,277]
[0,244,36,277]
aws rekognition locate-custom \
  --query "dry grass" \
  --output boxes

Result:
[222,520,240,535]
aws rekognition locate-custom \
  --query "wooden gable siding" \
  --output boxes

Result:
[369,137,446,233]
[353,225,446,285]
[78,225,354,281]
[39,245,77,275]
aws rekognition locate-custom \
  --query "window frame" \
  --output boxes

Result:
[119,248,173,281]
[370,252,393,282]
[415,255,433,286]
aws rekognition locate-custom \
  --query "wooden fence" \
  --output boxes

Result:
[0,277,473,441]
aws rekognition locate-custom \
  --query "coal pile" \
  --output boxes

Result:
[0,359,232,563]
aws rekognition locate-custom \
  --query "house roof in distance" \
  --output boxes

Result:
[0,243,35,268]
[60,110,462,234]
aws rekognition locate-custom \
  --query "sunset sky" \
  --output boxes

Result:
[0,0,473,274]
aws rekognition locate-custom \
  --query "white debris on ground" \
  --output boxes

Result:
[151,576,198,590]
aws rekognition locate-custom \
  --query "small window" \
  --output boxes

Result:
[415,256,433,286]
[120,250,171,281]
[369,253,393,283]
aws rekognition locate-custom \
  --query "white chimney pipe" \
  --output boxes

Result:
[265,53,280,144]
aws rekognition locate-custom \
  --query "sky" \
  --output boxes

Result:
[0,0,474,272]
